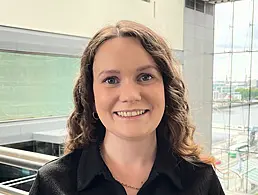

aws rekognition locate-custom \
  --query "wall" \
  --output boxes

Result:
[0,0,184,50]
[183,7,215,153]
[0,117,66,145]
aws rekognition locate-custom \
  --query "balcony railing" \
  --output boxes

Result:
[0,146,254,195]
[0,146,57,195]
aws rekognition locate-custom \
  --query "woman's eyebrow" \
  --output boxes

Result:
[136,64,158,72]
[97,64,157,77]
[98,70,120,77]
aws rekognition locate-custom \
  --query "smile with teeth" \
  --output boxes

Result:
[115,110,148,117]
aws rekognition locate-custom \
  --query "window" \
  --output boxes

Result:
[196,0,204,13]
[185,0,194,9]
[206,3,214,15]
[212,1,258,193]
[0,51,80,121]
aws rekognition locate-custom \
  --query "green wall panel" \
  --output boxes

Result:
[0,52,80,121]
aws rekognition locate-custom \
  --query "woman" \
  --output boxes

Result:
[29,20,224,195]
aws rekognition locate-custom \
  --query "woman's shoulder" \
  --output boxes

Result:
[29,149,84,195]
[38,148,83,176]
[178,157,224,194]
[179,156,216,177]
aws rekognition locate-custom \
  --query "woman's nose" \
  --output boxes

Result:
[119,81,141,103]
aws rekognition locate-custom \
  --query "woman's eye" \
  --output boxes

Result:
[139,74,153,82]
[103,77,119,85]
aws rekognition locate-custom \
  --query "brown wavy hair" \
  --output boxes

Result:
[65,20,215,165]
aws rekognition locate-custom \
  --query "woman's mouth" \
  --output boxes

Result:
[114,109,149,118]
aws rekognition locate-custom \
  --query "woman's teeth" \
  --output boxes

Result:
[116,110,147,117]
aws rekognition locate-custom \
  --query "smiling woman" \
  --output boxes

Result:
[29,20,225,195]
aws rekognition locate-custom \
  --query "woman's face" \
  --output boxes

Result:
[93,37,165,140]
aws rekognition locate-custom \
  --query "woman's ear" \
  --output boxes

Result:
[92,102,97,112]
[92,103,99,120]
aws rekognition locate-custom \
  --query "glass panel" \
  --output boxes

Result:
[228,150,249,192]
[249,103,258,153]
[196,0,204,13]
[206,3,214,16]
[213,53,232,84]
[35,141,62,156]
[214,2,233,53]
[248,52,258,154]
[3,141,34,151]
[211,149,229,187]
[212,148,249,192]
[253,0,258,51]
[185,0,194,9]
[12,179,35,192]
[0,163,36,182]
[0,52,80,121]
[251,53,258,88]
[212,53,233,153]
[213,1,258,194]
[233,0,253,52]
[231,52,251,100]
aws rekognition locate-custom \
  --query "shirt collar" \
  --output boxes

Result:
[153,137,183,190]
[77,142,105,191]
[77,138,183,191]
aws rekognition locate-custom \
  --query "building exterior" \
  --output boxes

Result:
[183,1,215,152]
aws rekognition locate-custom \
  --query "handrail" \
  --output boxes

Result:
[0,147,58,195]
[0,146,57,171]
[0,175,36,186]
[7,178,35,188]
[0,154,44,171]
[0,146,57,164]
[0,184,28,195]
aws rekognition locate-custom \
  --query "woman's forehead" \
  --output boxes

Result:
[93,37,156,73]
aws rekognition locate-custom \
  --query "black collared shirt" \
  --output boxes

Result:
[29,141,225,195]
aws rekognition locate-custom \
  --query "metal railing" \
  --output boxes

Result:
[1,146,254,195]
[0,146,57,195]
[0,184,28,195]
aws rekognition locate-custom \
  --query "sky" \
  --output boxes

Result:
[213,0,258,81]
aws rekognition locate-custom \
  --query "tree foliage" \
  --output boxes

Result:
[235,88,258,100]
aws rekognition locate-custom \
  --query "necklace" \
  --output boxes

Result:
[120,182,141,190]
[99,144,143,191]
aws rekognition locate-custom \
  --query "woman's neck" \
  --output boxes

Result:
[101,131,157,167]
